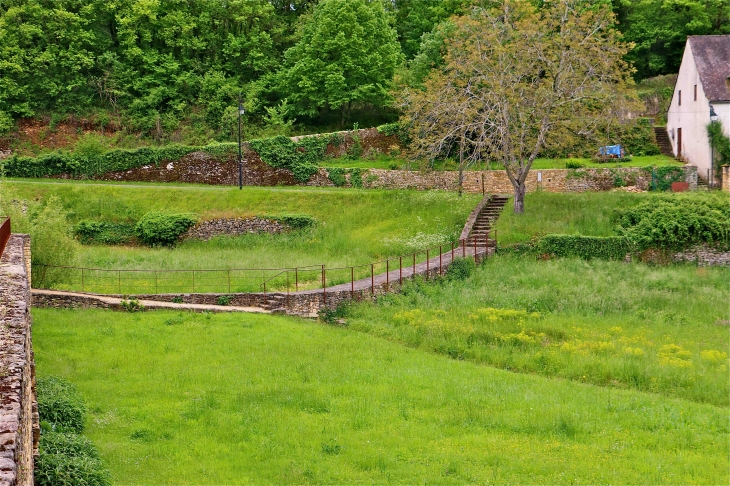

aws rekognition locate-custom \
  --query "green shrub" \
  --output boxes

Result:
[217,295,232,306]
[35,433,111,486]
[327,167,347,186]
[134,212,198,246]
[249,134,333,182]
[349,168,364,188]
[615,196,730,251]
[645,166,685,191]
[565,160,585,169]
[75,221,135,245]
[538,235,632,260]
[37,377,86,433]
[269,214,316,230]
[446,257,476,281]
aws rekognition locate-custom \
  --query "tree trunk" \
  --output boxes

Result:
[513,180,526,213]
[458,134,465,197]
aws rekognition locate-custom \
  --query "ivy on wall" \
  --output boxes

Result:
[707,120,730,178]
[249,133,341,182]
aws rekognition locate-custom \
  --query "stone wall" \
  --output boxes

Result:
[672,244,730,266]
[723,166,730,192]
[183,218,291,241]
[0,234,38,486]
[312,165,697,194]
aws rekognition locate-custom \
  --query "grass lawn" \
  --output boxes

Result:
[324,155,682,171]
[344,255,729,406]
[494,191,730,246]
[33,307,728,485]
[6,181,479,292]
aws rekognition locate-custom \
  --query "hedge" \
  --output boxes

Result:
[537,235,632,260]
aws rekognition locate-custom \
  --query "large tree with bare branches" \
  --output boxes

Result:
[399,0,636,213]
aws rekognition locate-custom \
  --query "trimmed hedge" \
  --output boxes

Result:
[2,143,239,179]
[537,235,632,260]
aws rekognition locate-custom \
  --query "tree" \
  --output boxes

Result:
[277,0,402,126]
[400,0,635,212]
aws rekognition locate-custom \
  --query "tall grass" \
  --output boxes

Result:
[5,181,478,276]
[344,255,730,406]
[33,308,728,484]
[494,191,730,245]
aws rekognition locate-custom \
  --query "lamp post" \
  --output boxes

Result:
[710,104,718,189]
[238,96,245,190]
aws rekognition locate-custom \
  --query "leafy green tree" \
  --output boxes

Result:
[615,0,730,79]
[391,0,465,59]
[277,0,402,126]
[401,0,635,213]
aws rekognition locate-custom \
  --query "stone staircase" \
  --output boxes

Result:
[654,127,674,157]
[467,195,509,247]
[264,293,288,313]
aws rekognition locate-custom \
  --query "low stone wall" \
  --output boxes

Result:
[308,166,696,194]
[672,244,730,266]
[723,166,729,192]
[183,218,290,241]
[0,234,38,486]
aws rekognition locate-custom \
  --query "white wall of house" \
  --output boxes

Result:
[667,40,730,181]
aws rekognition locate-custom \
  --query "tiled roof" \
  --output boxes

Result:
[689,35,730,102]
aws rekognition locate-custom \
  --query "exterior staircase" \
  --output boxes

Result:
[467,195,509,247]
[654,127,674,157]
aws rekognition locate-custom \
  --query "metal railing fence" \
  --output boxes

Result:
[34,231,497,296]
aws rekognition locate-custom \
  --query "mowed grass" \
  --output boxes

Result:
[6,181,478,288]
[494,191,730,245]
[33,307,728,485]
[344,256,730,406]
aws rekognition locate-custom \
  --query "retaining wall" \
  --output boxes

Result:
[183,218,291,241]
[0,235,37,486]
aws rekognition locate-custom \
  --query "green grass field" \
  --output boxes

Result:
[33,307,728,485]
[6,181,478,292]
[494,191,730,245]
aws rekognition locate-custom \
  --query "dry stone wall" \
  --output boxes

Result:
[0,234,37,486]
[183,218,291,241]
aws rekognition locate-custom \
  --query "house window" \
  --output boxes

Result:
[679,90,681,106]
[694,85,697,100]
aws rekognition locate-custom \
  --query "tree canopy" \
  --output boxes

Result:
[277,0,402,126]
[400,0,635,212]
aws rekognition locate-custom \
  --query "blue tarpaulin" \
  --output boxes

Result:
[599,145,623,156]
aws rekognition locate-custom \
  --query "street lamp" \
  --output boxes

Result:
[238,96,245,190]
[709,104,718,189]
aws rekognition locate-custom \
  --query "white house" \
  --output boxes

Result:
[666,35,730,184]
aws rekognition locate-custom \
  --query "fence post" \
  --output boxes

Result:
[81,268,85,292]
[118,270,121,294]
[155,270,158,294]
[322,265,326,308]
[451,242,454,262]
[192,270,195,293]
[439,246,442,276]
[386,260,389,290]
[295,267,298,292]
[426,249,429,280]
[462,239,466,258]
[228,269,231,293]
[351,267,354,299]
[399,256,402,285]
[371,263,374,295]
[473,235,477,262]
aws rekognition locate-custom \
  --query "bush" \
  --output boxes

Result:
[538,235,632,260]
[615,196,730,251]
[134,212,198,246]
[327,167,347,186]
[37,377,86,433]
[565,160,585,169]
[75,221,135,245]
[446,257,476,281]
[267,214,316,230]
[249,134,335,182]
[35,433,110,486]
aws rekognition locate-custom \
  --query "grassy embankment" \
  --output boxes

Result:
[33,307,728,485]
[6,181,479,292]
